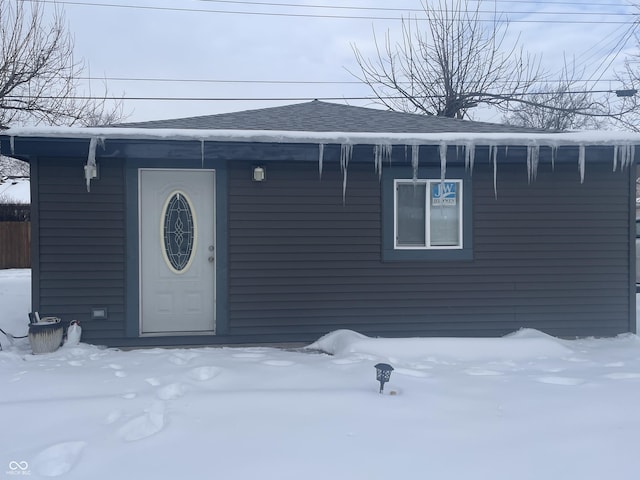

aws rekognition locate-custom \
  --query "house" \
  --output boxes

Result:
[0,101,637,347]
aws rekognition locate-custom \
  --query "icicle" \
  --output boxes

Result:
[551,145,557,171]
[439,142,447,182]
[85,137,98,192]
[373,144,392,181]
[9,136,14,155]
[621,144,635,170]
[578,144,586,183]
[490,145,498,199]
[318,144,325,179]
[613,145,618,172]
[411,144,419,181]
[464,142,475,173]
[373,145,382,180]
[201,139,205,168]
[340,143,353,204]
[526,145,539,183]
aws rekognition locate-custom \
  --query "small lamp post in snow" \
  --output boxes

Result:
[374,363,394,394]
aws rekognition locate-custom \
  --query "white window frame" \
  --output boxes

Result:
[393,179,464,250]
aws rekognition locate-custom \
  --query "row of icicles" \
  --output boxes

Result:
[314,141,636,202]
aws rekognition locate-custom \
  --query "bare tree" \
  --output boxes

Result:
[351,0,543,119]
[503,60,607,130]
[610,46,640,132]
[0,0,124,127]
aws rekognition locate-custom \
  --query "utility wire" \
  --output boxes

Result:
[199,0,638,9]
[3,89,630,102]
[26,0,638,24]
[196,0,635,17]
[77,76,626,85]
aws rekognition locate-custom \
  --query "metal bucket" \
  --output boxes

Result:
[28,317,63,354]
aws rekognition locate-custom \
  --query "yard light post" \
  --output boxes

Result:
[374,363,394,394]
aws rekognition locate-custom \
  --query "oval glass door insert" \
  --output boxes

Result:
[161,191,197,273]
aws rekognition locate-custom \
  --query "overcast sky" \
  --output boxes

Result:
[51,0,639,123]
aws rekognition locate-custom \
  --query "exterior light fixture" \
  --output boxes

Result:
[252,166,266,182]
[374,363,394,394]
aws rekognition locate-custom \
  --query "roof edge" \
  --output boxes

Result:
[2,126,640,147]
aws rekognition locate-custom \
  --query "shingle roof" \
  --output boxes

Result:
[115,100,547,134]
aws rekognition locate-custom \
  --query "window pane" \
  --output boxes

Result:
[396,183,426,246]
[430,182,461,246]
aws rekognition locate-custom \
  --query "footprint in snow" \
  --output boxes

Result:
[117,402,166,442]
[188,366,222,381]
[157,383,187,400]
[122,393,136,399]
[169,351,200,365]
[32,441,86,477]
[114,371,127,378]
[145,377,161,386]
[603,372,640,380]
[104,410,123,425]
[536,376,585,386]
[67,360,83,367]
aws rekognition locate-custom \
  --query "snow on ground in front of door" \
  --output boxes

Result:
[1,269,640,480]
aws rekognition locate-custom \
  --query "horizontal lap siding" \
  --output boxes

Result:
[37,157,126,341]
[228,159,631,340]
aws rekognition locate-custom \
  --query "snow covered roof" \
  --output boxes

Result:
[1,102,638,197]
[114,100,547,134]
[1,101,640,148]
[0,177,30,204]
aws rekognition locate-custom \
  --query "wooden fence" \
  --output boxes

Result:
[0,222,31,269]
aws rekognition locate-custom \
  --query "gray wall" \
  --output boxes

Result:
[34,157,126,342]
[31,149,633,345]
[228,158,632,341]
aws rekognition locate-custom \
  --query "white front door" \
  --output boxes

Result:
[139,169,216,335]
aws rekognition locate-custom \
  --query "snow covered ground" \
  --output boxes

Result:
[1,269,640,479]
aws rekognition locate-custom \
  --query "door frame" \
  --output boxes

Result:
[124,161,229,342]
[138,167,217,337]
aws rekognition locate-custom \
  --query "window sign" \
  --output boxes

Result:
[431,182,457,206]
[430,182,460,247]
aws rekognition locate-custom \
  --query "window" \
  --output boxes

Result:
[382,167,472,261]
[395,180,462,249]
[162,191,197,273]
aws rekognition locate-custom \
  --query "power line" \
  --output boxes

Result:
[77,75,627,85]
[28,0,639,24]
[3,89,629,102]
[201,0,637,9]
[197,0,634,16]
